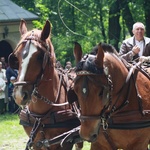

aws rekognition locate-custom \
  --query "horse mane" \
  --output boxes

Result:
[90,43,119,56]
[76,43,119,74]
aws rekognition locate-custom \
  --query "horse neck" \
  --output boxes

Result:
[29,65,68,113]
[108,59,140,112]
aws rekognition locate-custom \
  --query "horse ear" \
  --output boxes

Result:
[19,19,27,35]
[41,20,51,41]
[8,53,19,69]
[73,42,82,64]
[95,43,104,68]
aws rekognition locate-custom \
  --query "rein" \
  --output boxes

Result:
[31,73,69,107]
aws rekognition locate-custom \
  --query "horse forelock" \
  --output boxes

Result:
[76,54,103,74]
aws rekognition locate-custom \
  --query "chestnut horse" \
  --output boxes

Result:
[9,20,82,150]
[73,42,150,150]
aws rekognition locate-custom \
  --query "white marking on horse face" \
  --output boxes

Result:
[19,43,38,81]
[16,43,38,100]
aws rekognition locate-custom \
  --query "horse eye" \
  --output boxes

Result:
[99,88,104,97]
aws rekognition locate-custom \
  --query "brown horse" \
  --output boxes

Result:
[9,20,82,150]
[73,42,150,150]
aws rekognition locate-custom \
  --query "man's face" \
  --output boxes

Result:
[132,24,145,41]
[1,57,5,62]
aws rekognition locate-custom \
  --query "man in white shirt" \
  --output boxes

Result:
[119,22,150,62]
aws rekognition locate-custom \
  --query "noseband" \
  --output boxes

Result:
[75,69,112,130]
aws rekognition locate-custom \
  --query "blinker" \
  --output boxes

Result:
[22,40,31,59]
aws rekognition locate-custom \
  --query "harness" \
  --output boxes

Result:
[20,106,80,150]
[75,54,150,150]
[11,31,81,150]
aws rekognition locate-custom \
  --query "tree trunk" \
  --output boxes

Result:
[97,0,107,42]
[108,0,121,51]
[144,0,150,37]
[119,0,134,36]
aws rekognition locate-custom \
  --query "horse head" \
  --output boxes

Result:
[9,20,55,106]
[73,42,129,142]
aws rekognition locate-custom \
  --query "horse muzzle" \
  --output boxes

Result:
[13,82,33,106]
[79,121,100,142]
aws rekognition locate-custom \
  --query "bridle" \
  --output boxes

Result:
[13,30,50,85]
[13,31,69,106]
[75,69,113,130]
[75,54,132,130]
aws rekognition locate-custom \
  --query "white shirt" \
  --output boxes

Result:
[135,40,144,56]
[0,78,6,98]
[0,69,6,99]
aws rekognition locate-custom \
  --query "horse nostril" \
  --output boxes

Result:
[91,134,98,142]
[23,91,28,100]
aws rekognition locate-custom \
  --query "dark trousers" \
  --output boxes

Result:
[8,96,19,113]
[0,98,5,114]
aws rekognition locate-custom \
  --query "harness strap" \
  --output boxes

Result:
[25,118,41,150]
[108,120,150,129]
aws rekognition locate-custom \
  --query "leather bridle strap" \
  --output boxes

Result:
[31,73,69,107]
[25,118,41,150]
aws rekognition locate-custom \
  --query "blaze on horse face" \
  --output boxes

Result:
[10,20,52,106]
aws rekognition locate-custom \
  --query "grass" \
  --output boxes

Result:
[0,113,28,150]
[0,113,90,150]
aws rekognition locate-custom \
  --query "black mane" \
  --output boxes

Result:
[76,43,118,74]
[90,43,118,56]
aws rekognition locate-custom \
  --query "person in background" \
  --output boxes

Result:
[119,22,150,62]
[56,61,63,69]
[65,61,72,71]
[6,66,18,85]
[5,65,18,113]
[0,57,8,69]
[0,62,7,114]
[8,76,19,114]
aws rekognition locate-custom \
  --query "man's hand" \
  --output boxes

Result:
[139,56,150,63]
[132,45,140,55]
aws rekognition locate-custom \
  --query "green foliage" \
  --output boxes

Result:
[12,0,150,61]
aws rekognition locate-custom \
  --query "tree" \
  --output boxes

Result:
[108,0,121,50]
[11,0,150,63]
